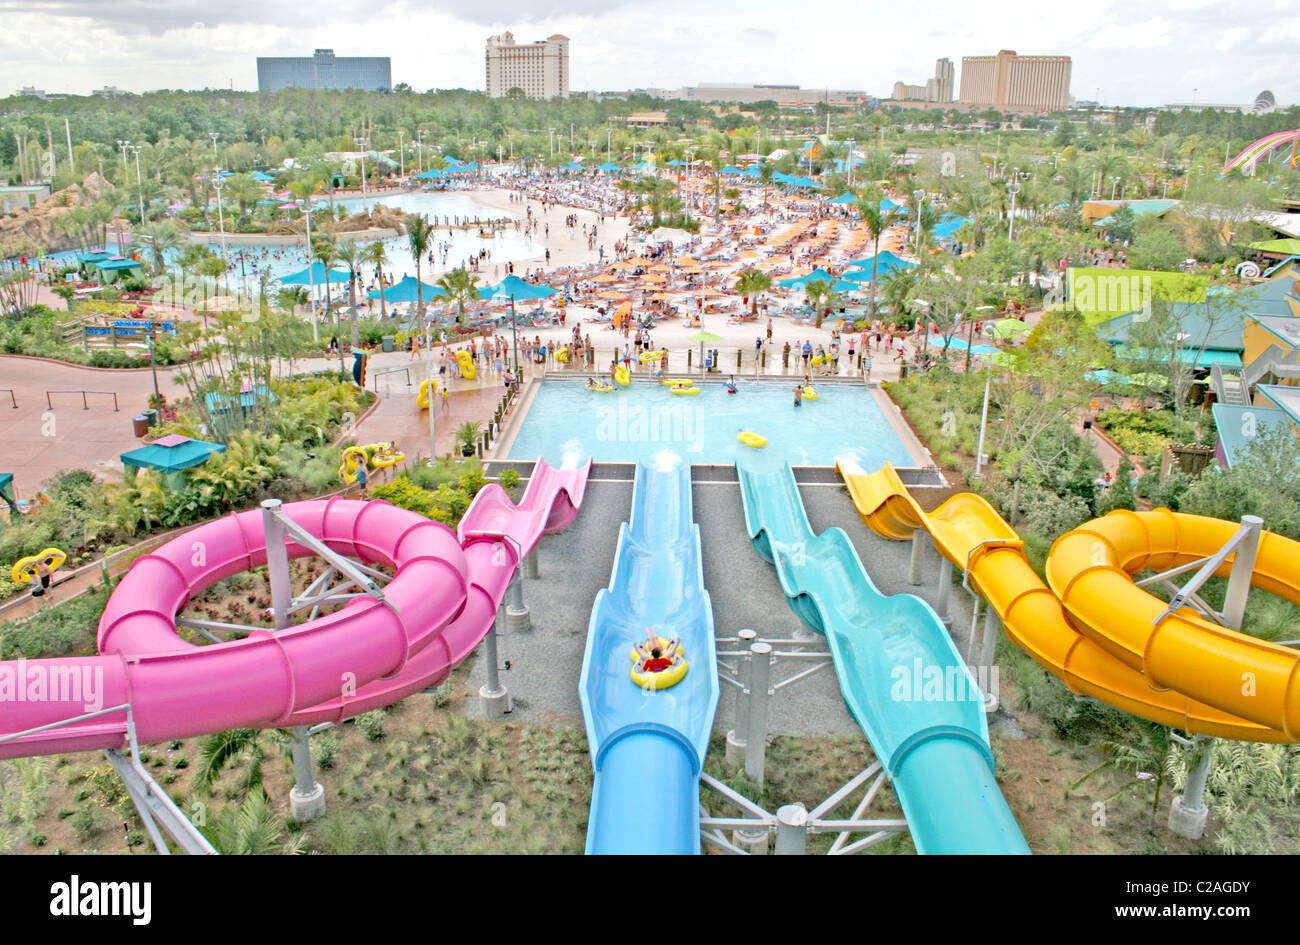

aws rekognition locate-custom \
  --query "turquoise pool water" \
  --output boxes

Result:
[507,378,917,468]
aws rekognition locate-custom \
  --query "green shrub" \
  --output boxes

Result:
[355,710,387,741]
[314,733,339,769]
[0,589,108,660]
[1021,489,1091,539]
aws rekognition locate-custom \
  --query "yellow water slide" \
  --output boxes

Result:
[836,462,1300,743]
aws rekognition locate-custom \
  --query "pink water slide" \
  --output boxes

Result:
[0,459,590,759]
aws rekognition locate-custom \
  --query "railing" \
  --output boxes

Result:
[46,389,120,411]
[370,366,412,394]
[0,389,15,408]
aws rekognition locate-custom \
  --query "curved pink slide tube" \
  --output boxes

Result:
[0,458,590,759]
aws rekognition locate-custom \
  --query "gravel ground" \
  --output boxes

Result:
[462,474,978,740]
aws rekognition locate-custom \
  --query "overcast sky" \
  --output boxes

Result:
[2,0,1295,107]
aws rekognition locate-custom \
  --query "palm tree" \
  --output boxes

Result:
[208,788,305,855]
[406,213,435,327]
[734,268,772,317]
[334,239,365,347]
[134,220,184,274]
[436,267,480,326]
[803,279,840,330]
[757,160,774,210]
[222,173,263,228]
[854,185,901,320]
[312,236,347,378]
[362,241,390,320]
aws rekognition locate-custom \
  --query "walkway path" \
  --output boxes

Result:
[0,356,183,498]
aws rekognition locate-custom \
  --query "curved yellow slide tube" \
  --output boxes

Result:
[837,462,1300,742]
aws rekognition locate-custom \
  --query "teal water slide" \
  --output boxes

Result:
[580,457,719,854]
[736,461,1029,854]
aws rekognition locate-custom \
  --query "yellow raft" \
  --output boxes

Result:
[614,365,631,386]
[629,637,689,691]
[11,547,67,585]
[738,431,767,448]
[456,349,476,380]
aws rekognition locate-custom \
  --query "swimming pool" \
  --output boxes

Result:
[29,190,533,287]
[506,378,918,468]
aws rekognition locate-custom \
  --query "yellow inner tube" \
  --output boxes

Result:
[629,636,689,691]
[670,385,700,395]
[661,377,692,386]
[614,365,631,386]
[11,547,67,585]
[802,387,818,400]
[811,354,827,365]
[638,350,665,362]
[738,431,767,448]
[417,378,437,408]
[456,349,476,380]
[368,442,406,469]
[588,383,615,392]
[556,348,570,363]
[338,446,367,485]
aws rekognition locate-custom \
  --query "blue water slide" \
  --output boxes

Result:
[580,457,720,854]
[735,461,1028,854]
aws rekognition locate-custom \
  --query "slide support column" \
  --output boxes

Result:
[936,556,953,628]
[908,529,926,586]
[745,642,773,790]
[773,804,809,855]
[1169,738,1215,840]
[263,499,326,823]
[479,602,512,719]
[525,548,539,580]
[1221,515,1263,631]
[725,629,758,768]
[506,568,530,633]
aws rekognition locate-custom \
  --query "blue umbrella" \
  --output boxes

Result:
[829,192,857,205]
[369,275,444,303]
[596,161,622,172]
[483,274,557,302]
[841,251,918,281]
[278,262,350,285]
[483,276,557,371]
[777,268,837,288]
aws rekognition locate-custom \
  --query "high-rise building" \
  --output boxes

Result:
[485,32,569,99]
[959,50,1070,113]
[891,58,955,104]
[257,49,391,92]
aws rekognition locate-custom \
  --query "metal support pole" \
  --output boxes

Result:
[725,629,757,768]
[909,529,926,586]
[979,608,1002,674]
[506,569,530,633]
[1220,515,1263,631]
[262,499,326,822]
[1169,740,1214,839]
[745,641,773,789]
[773,804,809,855]
[525,547,539,580]
[936,556,953,627]
[478,603,511,719]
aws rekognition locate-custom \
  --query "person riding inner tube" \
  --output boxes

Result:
[629,628,688,690]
